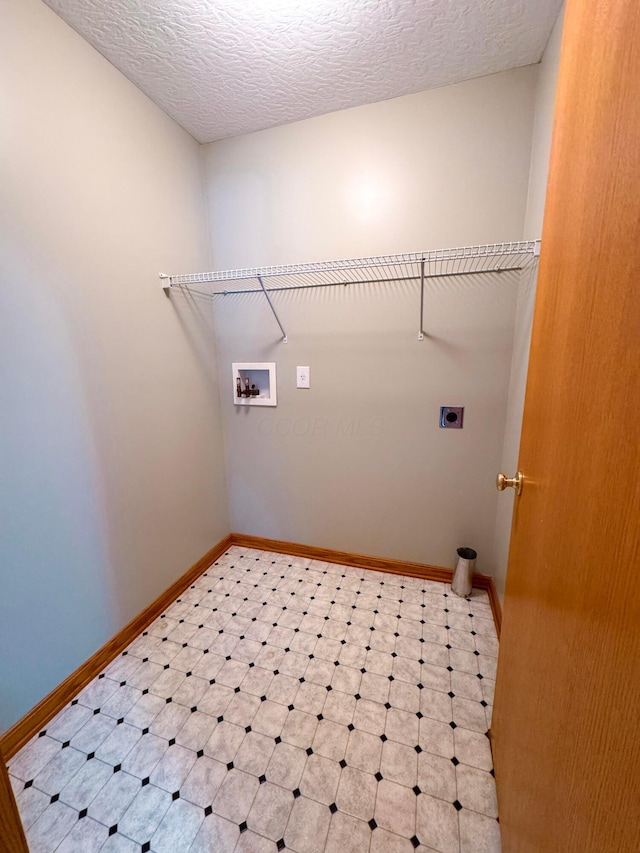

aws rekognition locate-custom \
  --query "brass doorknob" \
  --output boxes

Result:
[496,471,524,496]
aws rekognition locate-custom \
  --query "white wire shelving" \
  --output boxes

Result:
[160,240,540,343]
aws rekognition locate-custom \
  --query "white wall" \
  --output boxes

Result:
[0,0,229,730]
[203,68,537,572]
[523,3,567,241]
[493,4,565,605]
[206,68,536,266]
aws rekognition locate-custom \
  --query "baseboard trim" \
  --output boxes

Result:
[229,534,502,637]
[472,574,502,638]
[230,533,456,582]
[0,535,233,761]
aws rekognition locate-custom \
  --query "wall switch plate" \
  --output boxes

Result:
[296,366,310,388]
[440,406,464,428]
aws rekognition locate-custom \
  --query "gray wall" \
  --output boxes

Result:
[493,4,565,605]
[0,0,228,730]
[204,68,538,573]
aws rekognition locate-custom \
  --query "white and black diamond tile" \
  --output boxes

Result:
[9,547,501,851]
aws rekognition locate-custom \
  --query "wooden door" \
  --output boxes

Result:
[0,746,28,853]
[492,1,640,850]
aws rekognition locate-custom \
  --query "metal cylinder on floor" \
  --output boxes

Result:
[452,546,477,597]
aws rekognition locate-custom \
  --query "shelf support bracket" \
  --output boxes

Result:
[257,276,288,343]
[159,273,171,298]
[418,259,425,340]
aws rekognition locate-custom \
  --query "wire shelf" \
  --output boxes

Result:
[160,240,540,342]
[165,241,537,290]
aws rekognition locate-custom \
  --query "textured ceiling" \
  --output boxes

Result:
[44,0,563,143]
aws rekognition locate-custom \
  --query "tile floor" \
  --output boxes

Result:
[9,546,501,852]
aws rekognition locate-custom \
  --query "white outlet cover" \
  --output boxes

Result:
[297,366,310,389]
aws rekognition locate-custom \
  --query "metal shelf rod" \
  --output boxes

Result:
[257,276,288,343]
[206,265,524,296]
[418,259,426,341]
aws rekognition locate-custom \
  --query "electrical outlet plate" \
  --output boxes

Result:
[297,366,310,388]
[440,406,464,428]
